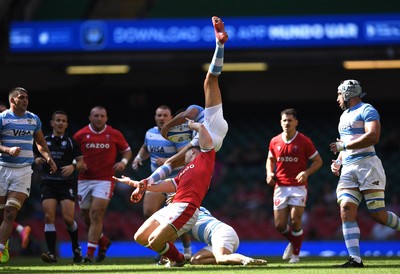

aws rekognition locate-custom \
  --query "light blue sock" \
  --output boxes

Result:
[386,211,400,231]
[342,221,361,262]
[208,41,224,76]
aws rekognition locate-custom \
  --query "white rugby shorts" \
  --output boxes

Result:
[0,165,32,196]
[208,223,239,253]
[190,104,228,152]
[337,155,386,191]
[78,180,113,209]
[273,185,307,210]
[153,202,199,237]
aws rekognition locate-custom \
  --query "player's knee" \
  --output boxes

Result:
[290,218,302,231]
[133,231,143,244]
[275,222,287,232]
[63,217,75,226]
[190,256,201,265]
[90,209,105,224]
[337,189,362,206]
[5,197,22,210]
[3,198,22,221]
[364,191,386,223]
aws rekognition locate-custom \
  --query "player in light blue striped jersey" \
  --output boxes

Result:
[140,16,229,189]
[189,206,267,266]
[330,80,400,268]
[0,87,56,263]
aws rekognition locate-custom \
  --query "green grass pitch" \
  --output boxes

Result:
[1,256,399,274]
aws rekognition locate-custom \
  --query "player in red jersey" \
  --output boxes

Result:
[73,106,132,263]
[266,108,322,264]
[113,119,215,267]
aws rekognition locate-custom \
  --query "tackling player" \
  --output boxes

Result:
[114,119,215,267]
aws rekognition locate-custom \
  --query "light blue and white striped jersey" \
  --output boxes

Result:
[187,105,205,123]
[186,104,205,141]
[189,206,226,245]
[0,109,42,167]
[339,102,379,165]
[144,126,188,177]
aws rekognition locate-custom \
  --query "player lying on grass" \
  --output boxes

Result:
[188,206,267,266]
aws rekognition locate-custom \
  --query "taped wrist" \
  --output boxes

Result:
[336,142,346,151]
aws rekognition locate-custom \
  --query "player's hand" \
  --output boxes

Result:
[81,162,88,173]
[60,164,75,177]
[130,179,148,203]
[330,138,346,154]
[114,161,126,172]
[131,158,142,171]
[295,171,307,184]
[47,158,57,174]
[266,173,277,186]
[7,146,21,156]
[165,193,176,205]
[34,157,46,165]
[186,118,201,131]
[155,156,166,166]
[113,175,138,187]
[331,159,341,176]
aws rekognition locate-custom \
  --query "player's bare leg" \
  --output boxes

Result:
[204,16,228,108]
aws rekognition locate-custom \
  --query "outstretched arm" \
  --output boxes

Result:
[113,176,176,194]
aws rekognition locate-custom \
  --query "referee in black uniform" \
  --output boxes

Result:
[34,111,86,264]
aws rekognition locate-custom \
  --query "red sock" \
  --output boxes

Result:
[160,242,184,263]
[291,231,304,255]
[87,241,98,257]
[98,235,109,250]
